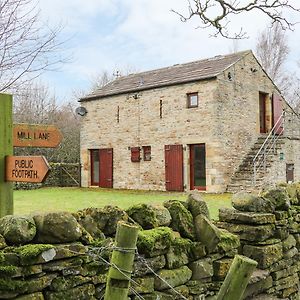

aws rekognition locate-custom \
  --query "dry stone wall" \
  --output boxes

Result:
[0,186,300,299]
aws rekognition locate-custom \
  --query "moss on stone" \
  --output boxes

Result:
[0,277,26,291]
[137,227,173,256]
[127,204,158,229]
[0,265,18,277]
[171,237,192,256]
[13,244,54,259]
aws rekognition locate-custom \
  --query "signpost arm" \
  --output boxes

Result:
[0,94,13,217]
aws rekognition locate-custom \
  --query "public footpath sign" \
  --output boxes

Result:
[5,156,50,183]
[13,124,62,148]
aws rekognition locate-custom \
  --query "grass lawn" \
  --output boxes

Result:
[14,187,232,220]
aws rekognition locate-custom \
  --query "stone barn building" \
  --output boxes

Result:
[79,50,300,193]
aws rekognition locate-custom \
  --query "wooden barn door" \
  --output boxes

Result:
[165,144,183,191]
[99,148,113,188]
[272,93,284,135]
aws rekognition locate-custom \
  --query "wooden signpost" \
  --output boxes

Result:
[5,156,50,183]
[0,93,63,217]
[13,124,62,148]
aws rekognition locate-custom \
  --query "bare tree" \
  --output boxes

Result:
[173,0,300,39]
[255,22,289,87]
[13,82,80,163]
[0,0,67,92]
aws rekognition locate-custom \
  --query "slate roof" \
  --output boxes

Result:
[80,50,252,101]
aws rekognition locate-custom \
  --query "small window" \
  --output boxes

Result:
[131,147,141,162]
[187,93,198,108]
[143,146,151,161]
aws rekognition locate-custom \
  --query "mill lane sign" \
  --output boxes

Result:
[13,124,62,148]
[5,156,50,183]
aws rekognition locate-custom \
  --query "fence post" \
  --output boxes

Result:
[104,221,139,300]
[216,255,257,300]
[0,94,13,217]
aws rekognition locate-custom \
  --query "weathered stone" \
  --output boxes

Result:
[217,222,275,242]
[187,191,210,219]
[189,258,213,280]
[278,285,299,298]
[164,200,195,240]
[272,264,298,281]
[133,255,166,277]
[212,258,232,280]
[0,215,36,245]
[0,234,7,250]
[219,208,275,225]
[243,274,273,299]
[137,227,173,257]
[42,257,83,272]
[127,204,159,229]
[232,192,275,213]
[165,285,189,299]
[44,283,95,300]
[76,215,105,240]
[283,247,298,259]
[190,242,206,260]
[273,273,299,291]
[34,212,82,243]
[293,233,300,249]
[282,235,297,251]
[186,280,210,295]
[274,211,289,220]
[129,277,155,295]
[50,275,91,291]
[26,274,57,293]
[152,206,172,227]
[243,243,283,269]
[91,273,107,285]
[275,227,289,240]
[165,238,191,269]
[289,222,300,234]
[261,187,290,211]
[154,266,192,290]
[195,215,240,254]
[74,206,128,236]
[15,293,44,300]
[0,265,43,278]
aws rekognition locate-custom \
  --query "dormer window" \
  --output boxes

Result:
[187,93,198,108]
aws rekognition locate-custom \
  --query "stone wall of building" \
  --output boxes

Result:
[1,186,300,299]
[80,52,293,192]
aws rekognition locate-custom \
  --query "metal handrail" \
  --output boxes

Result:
[253,112,285,185]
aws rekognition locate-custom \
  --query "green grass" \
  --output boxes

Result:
[14,187,232,220]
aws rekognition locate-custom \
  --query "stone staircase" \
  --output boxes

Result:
[227,135,285,193]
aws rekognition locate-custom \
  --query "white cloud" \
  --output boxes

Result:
[36,0,300,102]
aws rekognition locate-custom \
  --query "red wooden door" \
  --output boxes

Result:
[165,144,183,191]
[272,93,284,135]
[99,148,113,188]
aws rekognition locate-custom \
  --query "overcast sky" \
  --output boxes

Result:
[37,0,300,103]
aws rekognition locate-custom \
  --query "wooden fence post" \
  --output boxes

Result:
[216,255,257,300]
[0,93,13,217]
[104,221,139,300]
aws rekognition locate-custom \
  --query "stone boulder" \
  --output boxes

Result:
[33,212,82,243]
[187,191,210,219]
[232,192,275,213]
[74,206,128,236]
[261,188,290,211]
[0,215,36,245]
[164,200,195,240]
[137,227,174,257]
[194,215,240,254]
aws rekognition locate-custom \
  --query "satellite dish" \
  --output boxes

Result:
[75,106,87,116]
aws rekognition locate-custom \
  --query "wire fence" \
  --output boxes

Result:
[89,245,193,300]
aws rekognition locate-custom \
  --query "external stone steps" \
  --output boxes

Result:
[227,135,285,193]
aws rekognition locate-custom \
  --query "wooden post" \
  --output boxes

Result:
[104,221,139,300]
[216,255,257,300]
[0,94,13,217]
